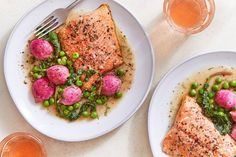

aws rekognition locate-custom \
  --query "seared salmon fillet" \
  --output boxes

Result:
[58,4,123,73]
[163,96,236,157]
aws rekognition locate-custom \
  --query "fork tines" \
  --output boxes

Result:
[34,16,59,38]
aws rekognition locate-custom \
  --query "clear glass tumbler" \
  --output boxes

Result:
[0,132,46,157]
[163,0,215,34]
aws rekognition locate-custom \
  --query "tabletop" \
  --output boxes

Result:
[1,0,236,156]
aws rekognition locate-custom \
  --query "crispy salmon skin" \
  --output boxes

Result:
[163,96,236,157]
[58,4,123,73]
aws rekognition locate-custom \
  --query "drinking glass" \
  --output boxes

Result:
[163,0,215,34]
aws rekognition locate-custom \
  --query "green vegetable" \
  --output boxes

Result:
[91,86,97,92]
[82,111,90,117]
[49,97,55,105]
[230,80,236,87]
[61,105,66,111]
[198,88,204,95]
[68,106,74,111]
[76,80,83,87]
[43,100,50,107]
[68,111,79,121]
[59,51,65,57]
[215,77,223,84]
[209,99,214,104]
[96,99,103,105]
[32,66,41,73]
[212,85,220,92]
[208,92,215,99]
[115,92,123,98]
[116,69,125,77]
[73,103,81,109]
[189,89,197,97]
[67,60,73,66]
[90,112,98,119]
[101,96,108,103]
[77,69,84,75]
[57,58,66,65]
[196,83,233,135]
[58,87,64,94]
[63,109,70,116]
[83,91,90,98]
[191,82,198,89]
[72,52,80,59]
[88,95,95,101]
[222,82,230,89]
[48,32,61,54]
[33,73,41,79]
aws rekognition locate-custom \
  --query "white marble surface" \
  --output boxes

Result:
[1,0,236,156]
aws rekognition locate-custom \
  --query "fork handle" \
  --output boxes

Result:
[66,0,82,10]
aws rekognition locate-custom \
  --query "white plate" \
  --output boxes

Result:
[4,0,154,141]
[148,51,236,156]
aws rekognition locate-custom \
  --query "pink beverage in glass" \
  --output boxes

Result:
[164,0,215,34]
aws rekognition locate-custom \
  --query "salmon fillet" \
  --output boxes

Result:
[163,96,236,157]
[58,4,123,73]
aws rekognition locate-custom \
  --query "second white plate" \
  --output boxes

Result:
[148,51,236,156]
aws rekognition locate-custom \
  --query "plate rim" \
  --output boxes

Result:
[4,0,155,141]
[147,51,236,156]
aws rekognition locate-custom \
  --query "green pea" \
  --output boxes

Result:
[218,111,225,116]
[189,89,197,97]
[222,82,230,89]
[212,85,220,92]
[215,77,223,84]
[58,87,64,93]
[91,86,97,91]
[101,96,108,103]
[230,80,236,87]
[49,97,55,105]
[96,99,103,105]
[67,60,73,66]
[61,105,67,111]
[116,69,125,77]
[48,32,58,40]
[69,69,74,74]
[90,92,96,97]
[88,96,95,101]
[115,92,123,98]
[63,109,70,116]
[82,111,90,117]
[43,100,50,107]
[76,80,83,87]
[208,92,215,99]
[58,57,67,65]
[209,99,214,104]
[191,82,198,89]
[68,106,74,111]
[57,59,63,65]
[90,112,98,119]
[32,66,41,73]
[198,88,204,95]
[33,73,41,79]
[72,52,80,59]
[59,51,66,57]
[73,103,81,109]
[83,91,90,98]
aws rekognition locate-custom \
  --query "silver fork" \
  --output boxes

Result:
[34,0,83,39]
